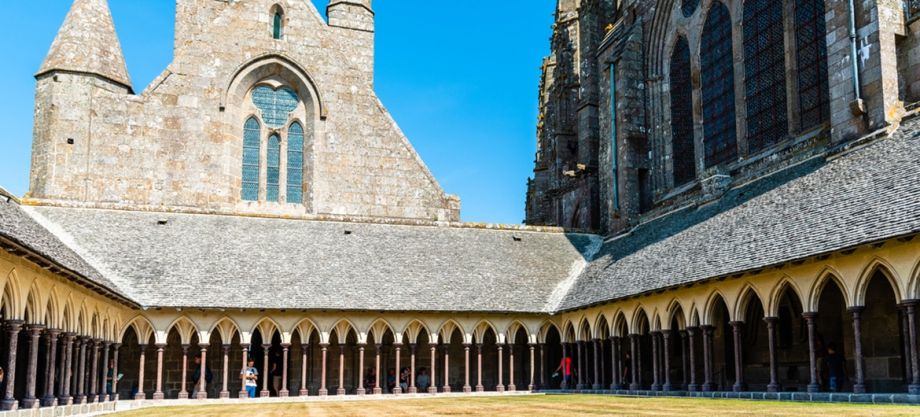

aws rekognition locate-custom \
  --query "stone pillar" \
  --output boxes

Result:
[701,326,713,392]
[650,332,660,391]
[901,306,913,385]
[610,337,620,390]
[629,334,639,390]
[560,342,569,389]
[88,339,100,402]
[318,344,328,396]
[508,343,516,392]
[373,344,382,395]
[475,343,484,392]
[679,330,688,390]
[803,312,819,393]
[43,329,60,406]
[687,328,698,392]
[392,343,402,394]
[178,345,190,399]
[528,344,536,391]
[463,344,471,393]
[906,301,920,395]
[59,333,75,405]
[300,343,309,397]
[730,322,745,392]
[336,344,345,396]
[153,343,166,400]
[357,344,366,395]
[408,344,417,394]
[662,331,672,392]
[496,344,505,393]
[442,344,451,393]
[198,344,209,399]
[428,344,437,394]
[260,344,271,397]
[591,339,601,390]
[112,343,121,401]
[100,341,111,402]
[540,343,546,390]
[75,337,87,403]
[849,307,866,393]
[575,341,585,390]
[20,324,44,408]
[764,317,779,393]
[134,344,147,400]
[238,344,249,398]
[280,344,290,397]
[221,344,230,398]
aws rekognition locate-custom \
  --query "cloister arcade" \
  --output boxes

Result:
[1,236,920,410]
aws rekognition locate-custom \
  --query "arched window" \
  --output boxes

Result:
[242,117,261,201]
[701,1,737,168]
[273,10,284,40]
[794,0,830,130]
[287,122,304,204]
[670,36,695,185]
[743,0,788,153]
[266,134,281,202]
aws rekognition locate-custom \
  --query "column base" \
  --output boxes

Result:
[628,383,639,391]
[260,390,270,398]
[408,387,417,394]
[427,387,437,394]
[686,384,698,392]
[475,385,484,393]
[318,388,328,396]
[196,391,207,400]
[336,388,346,396]
[279,390,289,398]
[528,384,535,392]
[807,384,819,393]
[152,392,165,400]
[178,392,189,400]
[238,390,248,399]
[591,384,601,390]
[662,384,672,392]
[853,384,866,394]
[732,383,745,392]
[575,383,585,390]
[462,385,471,393]
[133,392,145,401]
[909,384,920,395]
[767,383,779,393]
[299,389,309,396]
[701,383,713,392]
[392,387,402,394]
[372,388,382,395]
[21,398,39,409]
[220,391,230,399]
[41,396,58,407]
[650,384,661,391]
[75,395,87,404]
[1,399,19,411]
[508,384,516,392]
[496,385,504,393]
[57,396,73,406]
[356,388,366,396]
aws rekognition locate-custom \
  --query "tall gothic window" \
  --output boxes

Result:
[744,0,788,153]
[701,1,738,168]
[287,122,304,204]
[266,134,281,202]
[670,37,695,185]
[795,0,830,130]
[242,117,261,201]
[273,9,284,39]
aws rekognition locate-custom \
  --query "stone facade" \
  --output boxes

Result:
[527,0,920,235]
[29,0,460,223]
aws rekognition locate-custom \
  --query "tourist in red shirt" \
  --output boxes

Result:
[555,355,573,387]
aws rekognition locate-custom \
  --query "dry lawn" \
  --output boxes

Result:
[110,394,920,417]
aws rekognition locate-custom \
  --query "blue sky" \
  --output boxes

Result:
[0,0,555,224]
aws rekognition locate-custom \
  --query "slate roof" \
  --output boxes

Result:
[25,206,600,312]
[559,116,920,310]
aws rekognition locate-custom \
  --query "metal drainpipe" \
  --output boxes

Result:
[609,61,619,213]
[847,0,862,103]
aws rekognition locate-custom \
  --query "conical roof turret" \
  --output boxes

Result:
[37,0,131,89]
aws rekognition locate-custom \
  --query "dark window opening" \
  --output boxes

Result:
[744,0,788,153]
[701,1,738,168]
[669,37,696,185]
[794,0,830,130]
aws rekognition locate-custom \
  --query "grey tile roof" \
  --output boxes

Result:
[559,116,920,310]
[26,206,600,312]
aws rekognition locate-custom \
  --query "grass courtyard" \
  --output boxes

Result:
[110,394,919,417]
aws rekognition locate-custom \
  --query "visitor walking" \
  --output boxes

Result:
[825,342,846,392]
[416,368,430,391]
[555,354,573,387]
[192,354,213,398]
[241,358,259,398]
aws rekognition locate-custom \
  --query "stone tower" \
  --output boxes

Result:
[327,0,374,86]
[30,0,132,201]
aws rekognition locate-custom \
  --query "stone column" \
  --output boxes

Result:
[679,330,688,390]
[373,344,382,395]
[475,343,484,392]
[662,331,673,392]
[906,301,920,395]
[43,329,60,406]
[764,317,779,393]
[75,337,87,403]
[575,341,584,390]
[100,341,111,402]
[112,343,121,401]
[442,344,451,393]
[280,344,290,397]
[610,336,620,390]
[687,328,698,391]
[134,344,147,400]
[650,332,660,391]
[540,343,546,390]
[408,344,417,394]
[153,343,166,400]
[508,343,516,392]
[528,344,536,391]
[357,344,366,395]
[463,344,471,393]
[591,339,601,390]
[560,342,569,389]
[336,344,345,396]
[628,334,639,390]
[89,339,101,402]
[318,344,328,396]
[20,324,44,408]
[803,313,819,393]
[392,343,402,394]
[260,344,271,397]
[730,322,745,392]
[701,326,714,392]
[496,344,505,393]
[901,306,913,385]
[59,333,75,405]
[238,344,249,398]
[178,345,190,399]
[197,344,209,399]
[428,344,437,394]
[849,307,866,393]
[300,343,309,397]
[221,344,230,398]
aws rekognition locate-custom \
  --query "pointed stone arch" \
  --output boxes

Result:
[766,276,805,317]
[436,319,463,344]
[689,305,701,327]
[538,320,561,344]
[593,314,611,340]
[631,307,651,334]
[910,256,920,300]
[666,298,688,330]
[611,312,629,337]
[224,53,325,119]
[733,283,766,323]
[702,289,730,325]
[121,315,155,345]
[292,318,318,344]
[24,281,44,324]
[329,319,357,345]
[367,318,394,345]
[577,317,593,342]
[854,257,903,307]
[808,267,851,311]
[473,320,498,344]
[402,320,431,345]
[210,317,242,346]
[252,317,282,344]
[167,316,200,345]
[2,268,23,319]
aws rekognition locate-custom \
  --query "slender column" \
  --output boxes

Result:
[764,317,779,392]
[528,344,536,391]
[848,307,866,393]
[357,344,366,395]
[539,343,546,390]
[701,326,714,392]
[100,341,111,402]
[300,343,309,396]
[803,313,819,393]
[408,344,417,394]
[336,344,345,396]
[442,344,451,393]
[19,324,44,408]
[428,344,437,393]
[260,344,271,397]
[730,322,745,392]
[463,344,471,393]
[650,332,660,391]
[111,343,121,401]
[392,343,402,394]
[221,344,230,398]
[475,343,484,392]
[628,334,639,390]
[575,341,585,389]
[198,344,209,399]
[59,333,75,405]
[153,343,166,400]
[43,329,60,406]
[279,343,290,397]
[134,344,147,400]
[318,344,328,396]
[636,335,643,389]
[591,339,601,390]
[508,343,516,392]
[88,339,101,402]
[687,328,698,391]
[238,344,249,398]
[679,330,688,390]
[901,306,913,385]
[373,344,382,395]
[906,301,920,395]
[75,337,87,403]
[496,344,504,392]
[178,345,190,399]
[560,342,569,389]
[662,331,673,391]
[610,337,620,390]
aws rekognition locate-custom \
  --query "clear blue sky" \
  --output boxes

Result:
[0,0,556,224]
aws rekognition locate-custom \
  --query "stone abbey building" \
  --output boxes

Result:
[1,0,920,414]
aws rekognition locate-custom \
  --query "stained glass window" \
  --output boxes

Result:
[744,0,788,153]
[252,86,299,128]
[670,37,696,185]
[266,134,281,202]
[242,117,261,201]
[682,0,700,17]
[795,0,830,130]
[701,1,738,168]
[287,122,304,204]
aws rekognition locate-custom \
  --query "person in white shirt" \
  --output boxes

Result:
[240,359,259,398]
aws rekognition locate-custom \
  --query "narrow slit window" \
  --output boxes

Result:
[273,11,284,40]
[795,0,830,130]
[242,117,261,201]
[287,122,304,204]
[267,134,281,202]
[670,37,695,185]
